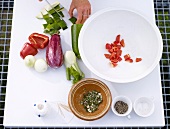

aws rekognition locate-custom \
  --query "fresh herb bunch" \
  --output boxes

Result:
[81,90,103,113]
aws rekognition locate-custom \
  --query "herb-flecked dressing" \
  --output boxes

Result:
[81,90,103,113]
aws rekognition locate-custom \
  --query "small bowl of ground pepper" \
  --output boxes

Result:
[112,96,132,117]
[68,78,112,121]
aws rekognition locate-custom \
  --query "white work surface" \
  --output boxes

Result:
[3,0,165,127]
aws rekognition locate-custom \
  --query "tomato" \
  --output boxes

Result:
[20,43,38,59]
[136,58,142,62]
[28,33,49,49]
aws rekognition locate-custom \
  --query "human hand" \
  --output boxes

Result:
[69,0,91,24]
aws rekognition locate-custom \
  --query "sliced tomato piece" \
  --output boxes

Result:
[136,58,142,62]
[120,39,125,47]
[115,34,120,43]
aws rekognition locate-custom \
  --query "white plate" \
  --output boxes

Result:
[79,8,163,83]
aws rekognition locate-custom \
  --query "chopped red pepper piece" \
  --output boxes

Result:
[110,62,118,67]
[115,34,120,43]
[117,57,122,62]
[117,49,122,56]
[120,39,125,47]
[108,49,114,53]
[105,43,112,49]
[127,58,133,63]
[111,59,118,63]
[28,33,49,49]
[104,35,143,67]
[136,58,142,62]
[112,47,119,52]
[124,54,131,60]
[104,54,111,59]
[20,43,38,59]
[113,41,119,45]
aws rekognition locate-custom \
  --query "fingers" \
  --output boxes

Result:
[81,10,89,24]
[69,0,91,24]
[76,9,83,24]
[69,4,75,17]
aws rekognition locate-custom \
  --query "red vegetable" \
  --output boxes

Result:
[20,43,38,59]
[28,33,49,49]
[104,34,142,67]
[136,58,142,62]
[120,39,125,47]
[126,58,133,63]
[115,34,120,43]
[124,54,131,61]
[105,43,112,49]
[104,54,111,59]
[46,34,63,68]
[104,34,124,67]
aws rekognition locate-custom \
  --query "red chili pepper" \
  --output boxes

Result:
[20,43,38,59]
[28,33,49,49]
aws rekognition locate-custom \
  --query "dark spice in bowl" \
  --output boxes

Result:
[114,101,128,114]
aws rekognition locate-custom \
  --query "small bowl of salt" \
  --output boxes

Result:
[133,97,154,117]
[111,96,132,117]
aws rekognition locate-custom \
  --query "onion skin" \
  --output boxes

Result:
[46,34,63,68]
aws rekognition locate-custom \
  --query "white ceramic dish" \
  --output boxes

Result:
[111,96,132,117]
[133,97,155,117]
[79,8,163,83]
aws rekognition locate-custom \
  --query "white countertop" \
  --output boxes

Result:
[3,0,165,127]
